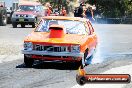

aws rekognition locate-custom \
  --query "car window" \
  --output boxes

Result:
[35,20,49,32]
[19,5,35,11]
[62,21,87,34]
[35,19,87,35]
[36,6,41,11]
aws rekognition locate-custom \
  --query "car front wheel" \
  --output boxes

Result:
[24,55,34,67]
[1,16,7,26]
[21,24,25,28]
[0,16,7,26]
[32,18,37,28]
[32,23,35,28]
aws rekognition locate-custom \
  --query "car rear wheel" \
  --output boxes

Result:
[2,16,7,26]
[12,22,17,28]
[24,55,34,67]
[77,48,88,67]
[21,24,25,28]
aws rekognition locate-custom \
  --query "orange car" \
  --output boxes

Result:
[21,16,98,67]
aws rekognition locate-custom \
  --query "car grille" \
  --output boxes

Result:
[34,44,68,52]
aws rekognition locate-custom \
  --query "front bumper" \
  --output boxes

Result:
[22,50,85,66]
[22,50,84,57]
[11,17,36,23]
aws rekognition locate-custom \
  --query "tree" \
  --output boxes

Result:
[91,0,132,18]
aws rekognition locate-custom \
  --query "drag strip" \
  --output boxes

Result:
[0,24,132,88]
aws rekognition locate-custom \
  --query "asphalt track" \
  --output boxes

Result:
[0,24,132,88]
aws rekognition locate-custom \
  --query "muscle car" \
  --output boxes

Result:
[21,16,98,67]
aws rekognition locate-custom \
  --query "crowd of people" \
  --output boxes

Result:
[74,3,95,21]
[44,2,67,16]
[44,2,95,21]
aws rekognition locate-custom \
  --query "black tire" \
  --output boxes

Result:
[0,9,7,26]
[32,23,35,28]
[12,22,17,28]
[2,16,7,26]
[24,55,34,67]
[32,18,37,28]
[77,48,88,67]
[0,15,7,26]
[84,48,88,60]
[7,17,11,24]
[21,24,25,28]
[76,60,82,67]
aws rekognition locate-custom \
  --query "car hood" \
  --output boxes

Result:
[24,32,89,45]
[14,11,35,15]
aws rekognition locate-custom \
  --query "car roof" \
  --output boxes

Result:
[19,1,41,6]
[42,16,89,22]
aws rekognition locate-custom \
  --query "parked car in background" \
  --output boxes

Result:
[0,1,7,26]
[21,16,98,67]
[11,2,45,28]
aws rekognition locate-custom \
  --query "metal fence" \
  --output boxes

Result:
[95,18,132,24]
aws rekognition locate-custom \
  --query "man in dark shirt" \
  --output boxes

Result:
[74,3,85,18]
[85,6,95,22]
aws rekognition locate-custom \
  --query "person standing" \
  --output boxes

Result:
[77,3,84,17]
[45,2,52,16]
[61,7,67,16]
[85,6,95,21]
[47,6,52,16]
[74,3,86,18]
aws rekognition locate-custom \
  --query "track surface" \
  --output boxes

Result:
[0,24,132,88]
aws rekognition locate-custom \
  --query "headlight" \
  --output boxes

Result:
[71,45,80,53]
[28,14,35,18]
[24,42,33,51]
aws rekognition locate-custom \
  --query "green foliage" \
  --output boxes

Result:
[39,0,132,18]
[94,0,132,18]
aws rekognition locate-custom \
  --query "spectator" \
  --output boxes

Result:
[74,7,79,17]
[47,6,52,16]
[45,2,52,16]
[74,3,85,18]
[61,7,67,16]
[85,6,95,21]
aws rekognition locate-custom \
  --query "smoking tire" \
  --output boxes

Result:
[24,55,34,67]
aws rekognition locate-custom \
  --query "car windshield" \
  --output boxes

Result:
[35,19,87,35]
[19,5,35,11]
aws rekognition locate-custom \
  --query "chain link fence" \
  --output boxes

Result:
[95,18,132,24]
